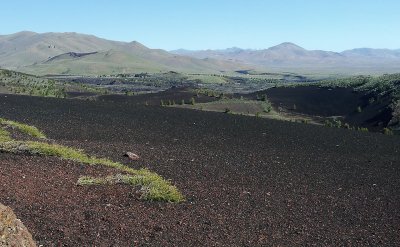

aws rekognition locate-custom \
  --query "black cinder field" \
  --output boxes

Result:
[0,92,399,246]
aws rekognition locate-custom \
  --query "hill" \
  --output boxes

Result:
[0,31,247,75]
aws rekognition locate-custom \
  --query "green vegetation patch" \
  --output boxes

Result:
[177,97,276,116]
[0,118,46,139]
[0,118,184,202]
[0,128,12,142]
[314,73,400,99]
[0,69,66,98]
[77,173,184,201]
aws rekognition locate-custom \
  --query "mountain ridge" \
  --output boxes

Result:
[0,31,248,75]
[171,43,400,69]
[1,31,400,75]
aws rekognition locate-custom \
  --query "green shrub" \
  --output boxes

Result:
[333,119,342,128]
[324,120,333,127]
[383,128,394,135]
[368,97,375,104]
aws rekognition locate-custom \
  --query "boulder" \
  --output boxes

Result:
[0,203,36,247]
[124,152,140,161]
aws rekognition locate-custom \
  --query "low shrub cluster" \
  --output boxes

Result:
[0,118,184,202]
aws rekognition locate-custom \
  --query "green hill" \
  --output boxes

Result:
[0,31,247,75]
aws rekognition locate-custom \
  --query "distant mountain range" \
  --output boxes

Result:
[171,43,400,71]
[0,31,246,75]
[0,31,399,76]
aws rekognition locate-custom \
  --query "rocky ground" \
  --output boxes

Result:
[250,86,393,131]
[0,92,399,246]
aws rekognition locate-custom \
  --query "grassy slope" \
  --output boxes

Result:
[21,50,248,76]
[0,32,248,76]
[0,69,66,97]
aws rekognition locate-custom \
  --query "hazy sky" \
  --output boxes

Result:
[1,0,399,51]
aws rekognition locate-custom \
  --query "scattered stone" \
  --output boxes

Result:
[0,203,36,247]
[124,152,140,160]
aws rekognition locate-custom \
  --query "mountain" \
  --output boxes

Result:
[171,43,400,72]
[2,31,400,76]
[172,42,345,67]
[341,48,400,59]
[0,31,247,75]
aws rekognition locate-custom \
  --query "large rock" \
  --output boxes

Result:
[0,203,36,247]
[124,151,140,161]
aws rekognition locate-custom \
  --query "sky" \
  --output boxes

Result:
[1,0,399,51]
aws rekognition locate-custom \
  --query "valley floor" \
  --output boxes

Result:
[0,93,399,246]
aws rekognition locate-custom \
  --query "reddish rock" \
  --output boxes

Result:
[0,203,36,247]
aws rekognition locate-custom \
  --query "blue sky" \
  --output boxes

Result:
[1,0,399,51]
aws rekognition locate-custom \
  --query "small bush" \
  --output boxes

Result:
[333,119,342,128]
[324,119,343,128]
[324,120,333,127]
[368,97,375,104]
[261,94,268,102]
[383,128,394,135]
[261,101,272,113]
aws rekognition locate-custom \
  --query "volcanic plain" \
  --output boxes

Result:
[0,91,399,246]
